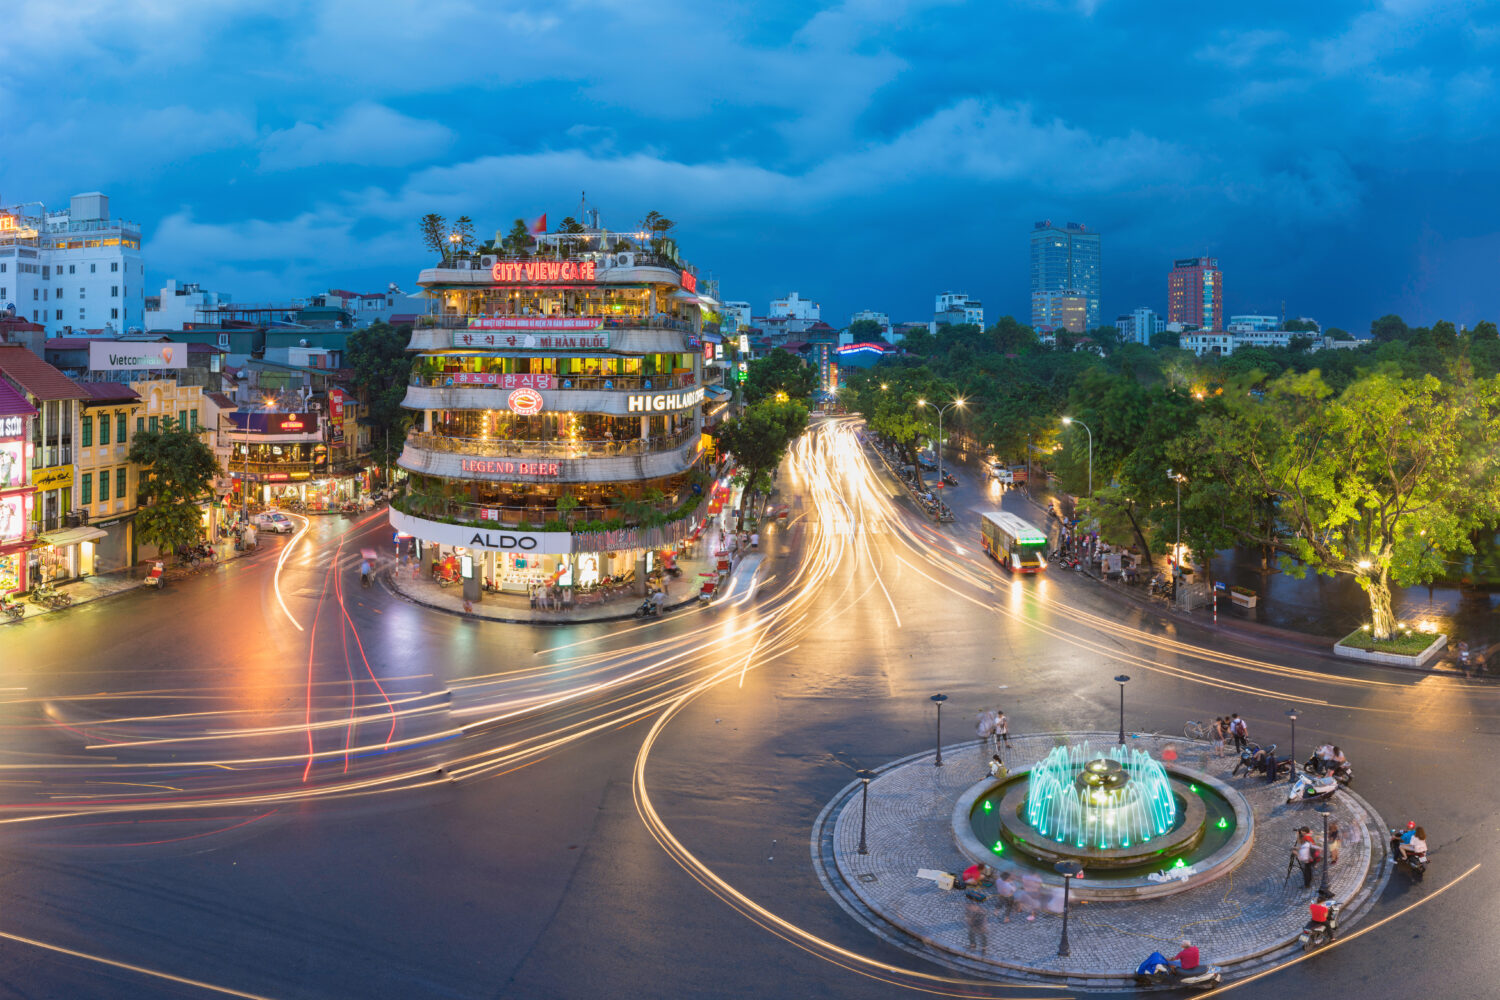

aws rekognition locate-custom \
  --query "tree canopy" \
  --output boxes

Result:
[716,398,809,526]
[347,321,416,483]
[127,416,219,559]
[743,349,818,404]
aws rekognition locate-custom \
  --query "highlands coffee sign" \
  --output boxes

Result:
[89,342,187,370]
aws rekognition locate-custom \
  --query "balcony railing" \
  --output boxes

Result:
[408,371,697,391]
[405,428,697,460]
[393,490,695,529]
[416,314,697,334]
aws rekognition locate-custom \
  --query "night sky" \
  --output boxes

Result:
[10,0,1498,332]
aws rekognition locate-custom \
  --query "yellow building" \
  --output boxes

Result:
[73,378,232,570]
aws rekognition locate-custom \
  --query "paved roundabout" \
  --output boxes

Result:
[813,731,1391,989]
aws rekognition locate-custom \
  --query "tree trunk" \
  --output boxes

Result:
[1367,568,1396,641]
[1122,505,1154,571]
[907,441,924,488]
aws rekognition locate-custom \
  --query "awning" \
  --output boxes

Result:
[38,526,108,547]
[704,384,733,400]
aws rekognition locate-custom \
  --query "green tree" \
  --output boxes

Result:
[847,319,885,342]
[642,210,675,250]
[1370,314,1410,343]
[1149,329,1181,349]
[716,398,809,527]
[347,322,416,487]
[420,213,449,261]
[1197,369,1500,639]
[128,416,219,560]
[743,348,818,404]
[1283,318,1320,332]
[501,219,534,256]
[452,215,476,256]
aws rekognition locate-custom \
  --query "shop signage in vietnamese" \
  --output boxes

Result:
[507,387,544,415]
[627,387,705,412]
[467,317,602,331]
[458,459,560,477]
[31,465,73,491]
[0,416,23,438]
[228,412,320,434]
[88,342,187,370]
[680,271,697,293]
[328,388,345,447]
[452,331,610,350]
[266,473,290,481]
[443,373,554,390]
[490,260,597,283]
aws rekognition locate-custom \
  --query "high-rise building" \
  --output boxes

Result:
[1116,307,1165,345]
[769,291,819,321]
[1033,290,1088,336]
[0,193,145,336]
[1167,257,1223,331]
[1030,221,1100,331]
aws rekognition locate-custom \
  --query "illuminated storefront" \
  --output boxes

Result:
[0,391,36,597]
[393,216,715,603]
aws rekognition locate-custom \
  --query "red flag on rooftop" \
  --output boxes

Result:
[529,214,547,234]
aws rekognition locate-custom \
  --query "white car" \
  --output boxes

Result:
[253,511,295,534]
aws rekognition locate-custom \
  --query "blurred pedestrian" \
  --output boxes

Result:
[976,708,998,758]
[963,891,989,952]
[1328,820,1342,866]
[996,710,1009,747]
[993,871,1017,923]
[1211,717,1226,754]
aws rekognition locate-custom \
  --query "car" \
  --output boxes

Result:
[253,511,295,534]
[990,466,1014,484]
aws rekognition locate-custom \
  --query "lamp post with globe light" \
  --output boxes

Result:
[916,398,965,489]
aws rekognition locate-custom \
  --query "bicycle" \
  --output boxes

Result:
[1184,720,1212,741]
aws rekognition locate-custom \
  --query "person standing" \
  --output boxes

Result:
[1295,827,1318,888]
[1328,821,1342,867]
[1211,717,1226,754]
[963,891,989,952]
[996,710,1010,747]
[1230,713,1248,753]
[992,871,1018,923]
[976,708,997,759]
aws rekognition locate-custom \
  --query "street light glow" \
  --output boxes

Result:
[1358,559,1372,569]
[1061,416,1073,425]
[916,398,927,407]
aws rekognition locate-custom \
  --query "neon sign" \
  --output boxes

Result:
[507,387,545,415]
[680,271,697,293]
[0,217,37,238]
[490,260,597,283]
[627,388,704,412]
[277,418,305,430]
[459,459,560,477]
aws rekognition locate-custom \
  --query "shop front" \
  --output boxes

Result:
[0,399,36,597]
[34,525,108,583]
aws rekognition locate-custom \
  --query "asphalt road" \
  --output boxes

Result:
[0,417,1494,1000]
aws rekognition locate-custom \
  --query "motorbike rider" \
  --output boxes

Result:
[1171,939,1201,974]
[1393,823,1427,863]
[360,559,372,587]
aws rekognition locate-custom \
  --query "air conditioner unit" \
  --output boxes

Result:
[616,252,635,268]
[481,256,496,267]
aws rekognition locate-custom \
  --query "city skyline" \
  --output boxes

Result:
[5,2,1497,335]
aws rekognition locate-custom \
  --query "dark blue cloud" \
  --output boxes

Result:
[10,0,1499,332]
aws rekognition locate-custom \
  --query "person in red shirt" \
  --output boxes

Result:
[1172,940,1200,972]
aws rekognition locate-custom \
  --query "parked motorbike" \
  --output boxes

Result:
[1134,961,1222,989]
[634,597,662,618]
[1231,742,1268,777]
[1298,900,1340,952]
[1287,770,1339,804]
[0,597,23,621]
[1304,754,1353,786]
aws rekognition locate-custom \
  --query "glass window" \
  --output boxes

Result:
[111,286,119,297]
[99,469,110,502]
[117,468,126,501]
[149,416,158,433]
[117,413,126,441]
[81,473,92,505]
[189,411,198,430]
[80,415,92,447]
[178,410,188,428]
[111,262,119,272]
[111,309,118,319]
[99,413,111,445]
[136,417,145,435]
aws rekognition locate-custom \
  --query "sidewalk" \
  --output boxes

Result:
[1014,490,1473,677]
[384,522,758,625]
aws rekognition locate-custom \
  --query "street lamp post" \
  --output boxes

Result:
[1286,709,1298,783]
[1315,804,1333,899]
[857,769,874,855]
[916,398,965,488]
[1061,416,1093,496]
[1055,860,1083,956]
[1114,674,1131,745]
[931,693,948,767]
[1167,469,1185,599]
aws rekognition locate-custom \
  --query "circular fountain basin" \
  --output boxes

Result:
[992,776,1207,869]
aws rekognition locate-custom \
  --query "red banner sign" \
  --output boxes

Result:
[490,261,597,283]
[444,373,554,389]
[467,317,602,331]
[680,270,697,293]
[459,459,560,477]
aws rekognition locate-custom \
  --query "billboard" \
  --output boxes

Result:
[227,412,320,434]
[89,342,187,370]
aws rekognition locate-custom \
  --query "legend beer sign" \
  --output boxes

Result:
[626,387,705,412]
[458,459,561,477]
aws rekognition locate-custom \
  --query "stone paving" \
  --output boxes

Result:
[816,731,1389,986]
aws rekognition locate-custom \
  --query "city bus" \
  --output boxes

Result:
[980,511,1048,573]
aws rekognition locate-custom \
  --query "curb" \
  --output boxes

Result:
[812,733,1390,990]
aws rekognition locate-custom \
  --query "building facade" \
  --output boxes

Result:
[1226,314,1279,333]
[392,227,714,602]
[145,280,232,330]
[934,292,984,328]
[0,381,36,597]
[1116,307,1165,345]
[75,382,140,573]
[1167,257,1223,331]
[770,291,820,321]
[1030,221,1101,331]
[0,193,145,336]
[1032,290,1089,335]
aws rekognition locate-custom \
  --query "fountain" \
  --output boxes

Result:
[975,740,1218,872]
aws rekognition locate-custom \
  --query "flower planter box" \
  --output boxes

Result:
[1229,590,1257,608]
[1334,632,1447,668]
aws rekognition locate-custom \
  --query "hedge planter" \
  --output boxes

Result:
[1229,588,1257,609]
[1333,629,1447,668]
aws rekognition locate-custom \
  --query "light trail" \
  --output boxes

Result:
[272,512,310,631]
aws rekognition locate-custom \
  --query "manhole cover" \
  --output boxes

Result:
[857,873,878,883]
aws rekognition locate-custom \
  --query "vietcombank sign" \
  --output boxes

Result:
[88,342,187,370]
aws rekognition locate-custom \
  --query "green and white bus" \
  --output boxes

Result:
[980,511,1048,573]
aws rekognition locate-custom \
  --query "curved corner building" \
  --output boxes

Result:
[390,222,711,600]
